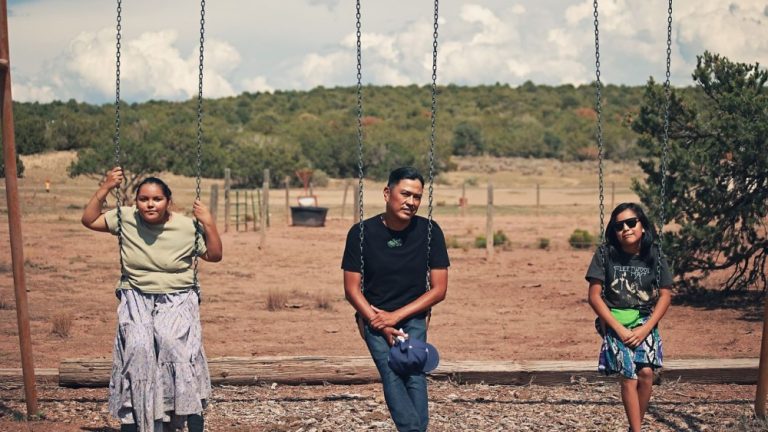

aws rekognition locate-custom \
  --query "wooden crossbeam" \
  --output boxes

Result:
[0,358,758,388]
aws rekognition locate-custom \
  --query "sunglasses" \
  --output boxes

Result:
[613,217,639,232]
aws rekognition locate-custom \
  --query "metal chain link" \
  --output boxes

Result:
[593,0,608,274]
[425,0,439,292]
[193,0,206,289]
[655,0,673,291]
[114,0,125,275]
[355,0,365,293]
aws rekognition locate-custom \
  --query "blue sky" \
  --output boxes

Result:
[7,0,768,103]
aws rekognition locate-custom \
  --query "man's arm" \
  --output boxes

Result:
[369,267,448,330]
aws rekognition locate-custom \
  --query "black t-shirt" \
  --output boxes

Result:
[585,245,673,312]
[341,214,450,315]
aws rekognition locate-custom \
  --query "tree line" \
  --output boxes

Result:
[3,82,701,185]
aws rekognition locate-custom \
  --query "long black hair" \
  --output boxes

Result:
[134,177,173,201]
[605,202,658,263]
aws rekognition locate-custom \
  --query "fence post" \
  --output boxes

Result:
[224,168,231,233]
[486,182,494,261]
[341,179,351,220]
[235,190,240,232]
[285,176,291,225]
[536,183,540,216]
[260,169,270,247]
[209,184,219,224]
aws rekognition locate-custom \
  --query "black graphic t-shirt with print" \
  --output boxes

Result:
[342,214,450,317]
[585,246,673,313]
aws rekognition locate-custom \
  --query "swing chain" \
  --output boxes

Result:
[425,0,439,291]
[114,0,125,274]
[193,0,206,288]
[355,0,365,292]
[593,0,605,244]
[655,0,673,291]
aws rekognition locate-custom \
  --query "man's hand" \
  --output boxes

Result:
[369,306,402,330]
[380,327,407,346]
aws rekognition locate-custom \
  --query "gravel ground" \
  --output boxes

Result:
[1,380,766,431]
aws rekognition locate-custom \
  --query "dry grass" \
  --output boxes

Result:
[50,314,74,338]
[266,290,287,311]
[0,292,12,310]
[314,292,334,311]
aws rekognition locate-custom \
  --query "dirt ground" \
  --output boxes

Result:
[0,152,765,430]
[1,381,766,431]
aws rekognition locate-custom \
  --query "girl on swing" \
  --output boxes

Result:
[82,167,222,432]
[586,202,672,432]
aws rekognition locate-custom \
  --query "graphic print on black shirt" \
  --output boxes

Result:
[609,264,652,305]
[585,246,673,311]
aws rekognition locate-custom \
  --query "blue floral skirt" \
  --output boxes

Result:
[597,316,663,379]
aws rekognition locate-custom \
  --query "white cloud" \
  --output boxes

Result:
[12,81,56,103]
[7,0,768,102]
[24,28,240,102]
[241,76,274,94]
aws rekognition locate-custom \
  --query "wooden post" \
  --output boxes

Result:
[536,183,540,216]
[486,182,494,261]
[256,189,262,229]
[209,184,219,224]
[250,189,257,232]
[461,182,466,218]
[0,0,38,415]
[243,191,249,232]
[264,169,270,228]
[260,169,269,246]
[224,168,231,233]
[341,179,351,220]
[235,190,240,232]
[284,176,291,225]
[756,297,768,418]
[353,183,360,223]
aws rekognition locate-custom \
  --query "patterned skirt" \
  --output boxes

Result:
[597,316,663,379]
[108,289,211,431]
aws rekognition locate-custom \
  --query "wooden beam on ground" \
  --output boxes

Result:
[52,357,760,388]
[0,368,58,385]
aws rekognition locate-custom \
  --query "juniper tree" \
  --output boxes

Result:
[632,52,768,292]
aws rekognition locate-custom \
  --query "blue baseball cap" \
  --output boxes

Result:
[388,337,440,376]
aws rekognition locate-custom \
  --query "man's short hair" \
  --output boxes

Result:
[387,166,425,188]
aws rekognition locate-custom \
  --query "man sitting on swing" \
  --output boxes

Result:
[342,166,449,432]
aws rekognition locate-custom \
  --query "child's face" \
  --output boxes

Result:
[135,183,170,225]
[613,209,643,251]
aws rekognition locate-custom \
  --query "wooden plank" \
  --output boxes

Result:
[0,368,58,385]
[55,357,761,388]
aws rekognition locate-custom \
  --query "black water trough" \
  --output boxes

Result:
[291,206,329,227]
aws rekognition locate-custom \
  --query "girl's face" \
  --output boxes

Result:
[136,183,170,224]
[613,208,643,252]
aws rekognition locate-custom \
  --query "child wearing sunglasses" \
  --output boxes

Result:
[585,202,672,432]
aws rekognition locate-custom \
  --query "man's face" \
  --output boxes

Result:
[384,178,423,222]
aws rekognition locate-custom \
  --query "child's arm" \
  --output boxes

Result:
[82,167,123,232]
[632,287,671,343]
[588,279,636,345]
[193,199,222,262]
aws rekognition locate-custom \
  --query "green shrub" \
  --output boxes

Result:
[446,236,462,249]
[474,230,509,248]
[569,229,595,249]
[538,237,550,249]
